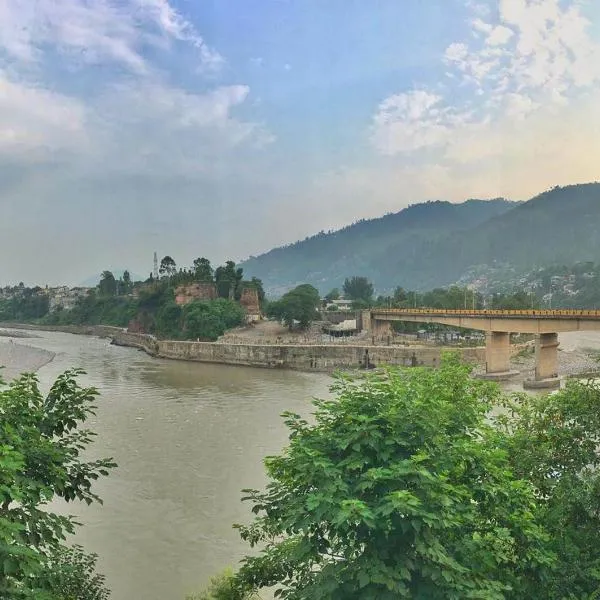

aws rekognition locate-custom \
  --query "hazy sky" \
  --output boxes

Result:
[1,0,600,285]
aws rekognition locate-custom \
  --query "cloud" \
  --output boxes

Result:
[371,0,600,162]
[0,0,223,73]
[371,91,452,154]
[0,70,87,159]
[0,0,267,176]
[92,82,274,176]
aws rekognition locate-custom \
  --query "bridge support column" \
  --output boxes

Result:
[360,310,372,333]
[476,332,519,381]
[485,331,511,375]
[524,333,560,390]
[372,319,392,341]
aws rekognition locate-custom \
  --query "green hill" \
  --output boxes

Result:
[241,183,600,295]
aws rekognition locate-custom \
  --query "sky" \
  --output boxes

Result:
[1,0,600,285]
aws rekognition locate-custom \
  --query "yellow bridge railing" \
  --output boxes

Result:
[371,308,600,318]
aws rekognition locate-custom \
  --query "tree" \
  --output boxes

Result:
[325,288,340,302]
[159,255,177,279]
[215,261,244,300]
[232,358,554,599]
[267,284,320,330]
[393,286,407,303]
[494,379,600,598]
[192,257,214,282]
[249,277,266,306]
[122,269,132,294]
[343,276,374,304]
[0,369,116,598]
[98,270,117,297]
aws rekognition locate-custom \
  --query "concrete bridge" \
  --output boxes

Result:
[362,309,600,388]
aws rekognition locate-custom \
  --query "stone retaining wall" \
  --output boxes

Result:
[110,329,487,372]
[1,322,531,373]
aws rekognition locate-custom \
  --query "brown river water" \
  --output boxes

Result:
[0,329,332,600]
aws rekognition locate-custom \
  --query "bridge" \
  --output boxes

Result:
[362,309,600,388]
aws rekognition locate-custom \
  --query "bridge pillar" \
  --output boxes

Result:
[360,310,372,333]
[485,331,511,375]
[524,333,560,389]
[372,319,392,339]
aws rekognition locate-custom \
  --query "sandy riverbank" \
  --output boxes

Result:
[0,337,56,382]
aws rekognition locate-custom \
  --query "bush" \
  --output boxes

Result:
[232,357,554,599]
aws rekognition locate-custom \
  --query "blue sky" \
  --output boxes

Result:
[1,0,600,285]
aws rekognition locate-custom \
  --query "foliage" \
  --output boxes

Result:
[241,183,600,294]
[324,288,340,302]
[0,289,49,321]
[39,545,110,600]
[193,257,215,282]
[342,277,374,303]
[159,256,177,279]
[186,569,255,600]
[240,197,517,293]
[267,284,320,330]
[233,358,553,599]
[98,271,117,297]
[494,379,600,599]
[215,261,244,300]
[488,291,538,310]
[181,299,245,341]
[44,293,138,328]
[0,369,115,598]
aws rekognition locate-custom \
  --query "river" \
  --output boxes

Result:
[0,329,332,600]
[2,328,600,599]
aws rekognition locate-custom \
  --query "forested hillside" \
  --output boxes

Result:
[241,198,515,295]
[241,183,600,295]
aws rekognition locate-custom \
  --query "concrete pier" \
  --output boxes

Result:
[476,331,519,380]
[524,333,560,389]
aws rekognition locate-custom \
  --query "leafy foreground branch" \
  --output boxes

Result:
[201,356,600,600]
[0,368,116,599]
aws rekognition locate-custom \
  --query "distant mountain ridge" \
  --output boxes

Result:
[241,183,600,295]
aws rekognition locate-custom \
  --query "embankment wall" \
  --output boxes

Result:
[1,323,531,373]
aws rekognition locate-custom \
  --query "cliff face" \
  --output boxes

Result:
[240,287,260,315]
[174,283,217,305]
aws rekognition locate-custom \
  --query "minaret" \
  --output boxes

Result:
[153,252,158,280]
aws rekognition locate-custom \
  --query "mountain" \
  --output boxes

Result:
[240,183,600,295]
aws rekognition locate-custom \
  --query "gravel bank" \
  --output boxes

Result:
[0,339,56,382]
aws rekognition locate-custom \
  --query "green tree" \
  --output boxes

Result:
[343,276,374,304]
[98,271,117,297]
[393,286,407,303]
[494,380,600,598]
[182,299,245,341]
[248,277,266,306]
[267,284,320,330]
[215,261,244,300]
[122,269,132,294]
[0,369,116,598]
[159,255,177,279]
[325,288,340,302]
[192,257,214,282]
[232,358,553,599]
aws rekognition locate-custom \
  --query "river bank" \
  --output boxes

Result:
[2,322,599,379]
[1,323,489,372]
[0,337,56,381]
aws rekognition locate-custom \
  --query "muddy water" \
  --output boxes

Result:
[0,329,332,600]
